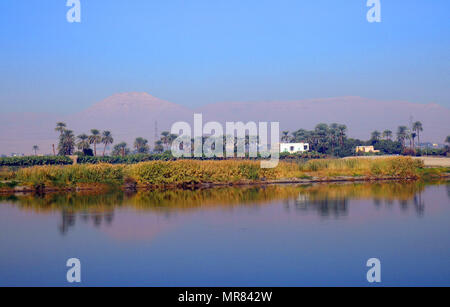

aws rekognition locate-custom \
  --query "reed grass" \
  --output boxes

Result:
[6,157,428,189]
[298,157,424,178]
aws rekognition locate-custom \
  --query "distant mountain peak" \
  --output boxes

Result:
[108,92,158,99]
[97,92,165,104]
[1,93,449,154]
[84,92,182,114]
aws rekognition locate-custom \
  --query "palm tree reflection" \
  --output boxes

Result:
[1,181,445,234]
[59,209,114,235]
[291,194,348,218]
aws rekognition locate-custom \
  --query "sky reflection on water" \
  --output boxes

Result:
[0,181,449,286]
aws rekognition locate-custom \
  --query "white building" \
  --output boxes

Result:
[280,143,310,154]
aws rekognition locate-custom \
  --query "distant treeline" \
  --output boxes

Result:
[14,121,450,165]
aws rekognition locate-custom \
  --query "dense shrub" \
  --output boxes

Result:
[14,164,125,187]
[299,157,422,178]
[77,152,175,164]
[402,148,416,156]
[127,160,284,185]
[0,153,176,167]
[3,157,426,189]
[415,148,448,157]
[280,151,327,160]
[0,156,73,167]
[372,140,403,155]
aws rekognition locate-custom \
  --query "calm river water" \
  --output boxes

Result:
[0,181,449,286]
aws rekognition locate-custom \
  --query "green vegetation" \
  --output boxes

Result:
[6,121,448,165]
[14,164,125,188]
[1,157,444,192]
[0,156,73,167]
[298,157,424,178]
[134,137,150,154]
[58,129,75,156]
[416,167,450,180]
[0,181,18,189]
[101,131,114,156]
[289,123,407,157]
[279,151,327,160]
[77,152,174,164]
[111,142,130,157]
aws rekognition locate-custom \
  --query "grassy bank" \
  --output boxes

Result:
[1,157,448,192]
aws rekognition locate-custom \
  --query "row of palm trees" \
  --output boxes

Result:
[283,123,348,152]
[370,121,424,149]
[33,121,446,157]
[155,131,178,152]
[112,132,178,157]
[75,130,114,156]
[55,122,113,156]
[53,122,177,156]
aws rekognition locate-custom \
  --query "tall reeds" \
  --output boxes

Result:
[9,157,425,189]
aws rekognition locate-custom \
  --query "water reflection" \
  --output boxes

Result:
[284,194,348,218]
[1,180,448,235]
[59,209,114,235]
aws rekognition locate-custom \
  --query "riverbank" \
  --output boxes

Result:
[1,157,449,194]
[344,155,450,167]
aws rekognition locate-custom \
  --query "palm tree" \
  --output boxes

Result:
[413,121,423,148]
[76,134,90,151]
[154,140,164,153]
[160,131,171,150]
[55,122,67,135]
[32,145,39,156]
[292,129,308,143]
[445,136,450,147]
[112,142,129,157]
[371,131,381,141]
[314,123,329,147]
[101,131,114,156]
[328,123,341,152]
[58,130,75,156]
[134,137,149,154]
[397,126,409,148]
[337,124,347,145]
[410,132,417,149]
[169,133,178,149]
[281,131,291,143]
[88,129,101,156]
[382,130,392,141]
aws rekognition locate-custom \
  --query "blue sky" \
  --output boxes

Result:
[0,0,449,113]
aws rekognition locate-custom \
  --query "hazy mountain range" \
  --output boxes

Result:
[1,92,449,155]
